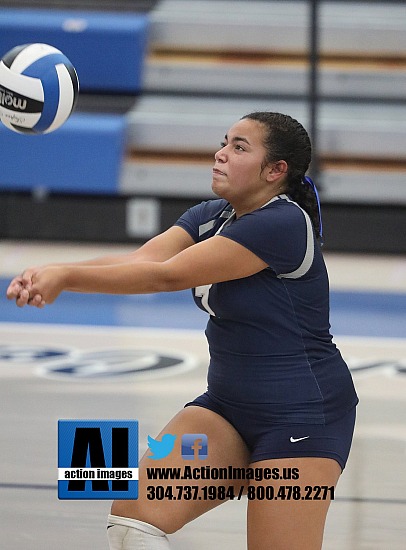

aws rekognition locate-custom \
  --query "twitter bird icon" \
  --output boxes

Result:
[147,434,177,460]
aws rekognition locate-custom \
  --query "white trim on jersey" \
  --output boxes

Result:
[277,195,315,280]
[198,219,216,236]
[195,209,236,316]
[198,209,233,237]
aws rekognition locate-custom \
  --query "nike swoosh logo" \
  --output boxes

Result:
[290,436,310,443]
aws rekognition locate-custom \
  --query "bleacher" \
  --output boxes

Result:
[0,0,405,253]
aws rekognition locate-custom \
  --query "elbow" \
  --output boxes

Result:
[152,264,189,293]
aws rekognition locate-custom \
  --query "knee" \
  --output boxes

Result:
[138,512,185,535]
[111,501,184,535]
[159,522,180,536]
[107,515,172,550]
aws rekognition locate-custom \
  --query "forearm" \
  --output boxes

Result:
[59,253,138,268]
[54,227,194,268]
[31,246,174,273]
[62,261,177,295]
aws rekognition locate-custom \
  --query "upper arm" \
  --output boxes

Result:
[159,235,268,291]
[219,204,310,276]
[130,226,195,262]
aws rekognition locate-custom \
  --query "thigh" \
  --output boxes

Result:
[111,405,251,534]
[247,457,341,550]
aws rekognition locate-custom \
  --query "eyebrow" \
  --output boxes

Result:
[224,134,251,145]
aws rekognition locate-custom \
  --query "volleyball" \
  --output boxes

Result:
[0,43,79,134]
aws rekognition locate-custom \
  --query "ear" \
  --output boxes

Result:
[264,160,288,183]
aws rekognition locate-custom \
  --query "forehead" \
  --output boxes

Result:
[226,118,266,144]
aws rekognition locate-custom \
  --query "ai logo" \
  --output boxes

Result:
[58,420,138,500]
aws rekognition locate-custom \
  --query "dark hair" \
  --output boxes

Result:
[241,111,321,239]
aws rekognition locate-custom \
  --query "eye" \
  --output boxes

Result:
[220,141,227,148]
[235,144,245,151]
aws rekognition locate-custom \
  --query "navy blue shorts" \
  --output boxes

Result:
[185,392,356,471]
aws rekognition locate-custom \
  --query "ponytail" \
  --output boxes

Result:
[286,176,323,241]
[242,111,323,241]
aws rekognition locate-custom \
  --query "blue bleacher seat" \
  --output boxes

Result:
[0,112,126,194]
[0,8,149,92]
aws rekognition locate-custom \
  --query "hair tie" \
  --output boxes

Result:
[303,176,323,242]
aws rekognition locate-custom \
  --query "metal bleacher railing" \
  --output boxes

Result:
[123,0,406,209]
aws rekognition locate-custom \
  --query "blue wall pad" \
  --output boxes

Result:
[0,9,149,92]
[0,113,126,194]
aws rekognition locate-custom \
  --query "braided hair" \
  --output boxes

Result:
[241,112,322,239]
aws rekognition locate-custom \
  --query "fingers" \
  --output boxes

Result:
[15,287,30,308]
[14,289,45,308]
[28,293,46,308]
[6,271,45,308]
[6,278,24,301]
[7,278,31,307]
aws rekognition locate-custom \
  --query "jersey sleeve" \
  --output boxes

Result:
[174,199,229,243]
[174,203,202,242]
[219,201,313,276]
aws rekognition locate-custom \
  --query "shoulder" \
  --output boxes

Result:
[235,195,308,236]
[220,196,314,276]
[192,198,231,220]
[260,195,307,225]
[175,199,231,242]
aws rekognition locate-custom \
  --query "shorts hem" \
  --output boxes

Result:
[249,451,346,472]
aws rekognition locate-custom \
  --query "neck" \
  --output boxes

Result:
[232,192,281,218]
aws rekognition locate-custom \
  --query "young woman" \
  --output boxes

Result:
[7,112,358,549]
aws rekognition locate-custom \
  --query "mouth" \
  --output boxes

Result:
[213,168,226,176]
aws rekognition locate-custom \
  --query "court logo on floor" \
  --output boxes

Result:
[35,349,199,380]
[58,420,138,500]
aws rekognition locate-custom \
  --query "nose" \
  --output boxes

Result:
[214,145,227,162]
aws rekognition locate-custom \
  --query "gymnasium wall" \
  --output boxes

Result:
[0,0,405,253]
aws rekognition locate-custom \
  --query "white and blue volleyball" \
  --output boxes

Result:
[0,43,79,134]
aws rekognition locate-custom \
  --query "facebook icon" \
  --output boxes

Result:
[181,434,208,460]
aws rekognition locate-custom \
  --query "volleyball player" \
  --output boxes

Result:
[7,112,358,549]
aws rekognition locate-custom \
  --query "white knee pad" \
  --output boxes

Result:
[107,514,170,549]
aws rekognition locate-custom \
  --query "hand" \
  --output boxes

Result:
[6,267,45,308]
[29,266,67,305]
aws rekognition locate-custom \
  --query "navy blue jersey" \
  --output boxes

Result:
[175,196,358,424]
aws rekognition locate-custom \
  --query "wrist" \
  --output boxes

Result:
[60,265,74,290]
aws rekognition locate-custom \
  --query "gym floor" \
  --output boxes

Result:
[0,241,405,549]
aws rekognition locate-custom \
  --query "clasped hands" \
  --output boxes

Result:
[6,265,65,307]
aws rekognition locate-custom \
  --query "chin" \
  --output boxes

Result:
[211,182,227,199]
[211,183,220,197]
